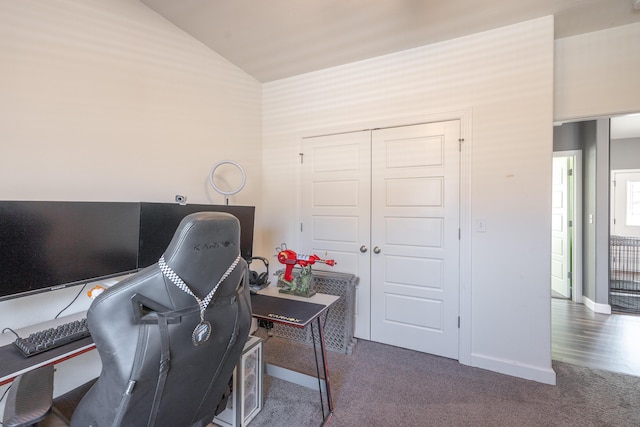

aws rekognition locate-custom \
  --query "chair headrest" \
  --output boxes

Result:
[161,212,241,298]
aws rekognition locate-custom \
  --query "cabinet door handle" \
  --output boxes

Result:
[360,245,368,253]
[373,246,381,254]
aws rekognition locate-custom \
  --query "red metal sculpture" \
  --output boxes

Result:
[275,243,336,297]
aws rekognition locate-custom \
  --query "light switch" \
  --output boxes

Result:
[474,217,487,232]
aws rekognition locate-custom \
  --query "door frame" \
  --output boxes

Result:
[552,150,583,303]
[294,108,473,365]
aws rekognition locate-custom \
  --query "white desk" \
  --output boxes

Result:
[1,286,340,425]
[0,311,94,386]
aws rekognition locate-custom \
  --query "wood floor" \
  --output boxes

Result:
[552,298,640,376]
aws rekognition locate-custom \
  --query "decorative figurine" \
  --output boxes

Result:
[275,243,336,297]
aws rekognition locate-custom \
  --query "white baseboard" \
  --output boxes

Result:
[468,353,557,385]
[583,296,611,314]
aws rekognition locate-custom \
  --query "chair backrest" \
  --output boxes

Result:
[70,212,252,427]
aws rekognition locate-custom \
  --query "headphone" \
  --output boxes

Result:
[247,256,269,289]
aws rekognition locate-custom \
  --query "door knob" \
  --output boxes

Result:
[360,245,368,253]
[373,246,381,254]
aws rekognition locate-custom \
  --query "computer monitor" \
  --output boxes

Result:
[0,201,140,301]
[137,203,255,269]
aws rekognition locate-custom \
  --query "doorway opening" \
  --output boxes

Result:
[552,151,583,303]
[609,169,640,313]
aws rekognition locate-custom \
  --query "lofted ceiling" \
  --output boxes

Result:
[141,0,640,83]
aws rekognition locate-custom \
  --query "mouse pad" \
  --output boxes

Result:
[250,293,326,327]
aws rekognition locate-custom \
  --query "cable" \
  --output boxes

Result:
[1,327,20,339]
[0,381,13,406]
[54,283,87,319]
[2,284,90,338]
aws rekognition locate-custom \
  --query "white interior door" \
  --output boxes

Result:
[551,156,571,298]
[370,121,460,359]
[611,170,640,237]
[300,131,372,339]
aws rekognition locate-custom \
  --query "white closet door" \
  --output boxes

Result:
[300,131,372,339]
[300,120,461,359]
[370,121,460,359]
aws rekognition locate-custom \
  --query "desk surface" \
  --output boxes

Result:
[256,286,341,306]
[0,311,93,385]
[251,294,327,327]
[251,287,340,328]
[1,288,340,385]
[0,339,95,385]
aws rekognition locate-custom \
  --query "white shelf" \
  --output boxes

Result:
[213,335,263,427]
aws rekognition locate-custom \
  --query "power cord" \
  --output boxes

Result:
[2,327,20,339]
[54,283,87,319]
[0,381,13,409]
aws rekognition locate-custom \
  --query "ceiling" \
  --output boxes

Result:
[611,114,640,139]
[141,0,640,83]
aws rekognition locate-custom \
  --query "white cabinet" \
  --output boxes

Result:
[214,335,263,427]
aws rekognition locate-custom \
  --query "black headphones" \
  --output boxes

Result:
[247,256,269,289]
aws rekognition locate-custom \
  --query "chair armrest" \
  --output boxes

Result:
[3,365,54,427]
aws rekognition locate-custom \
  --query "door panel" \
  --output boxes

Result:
[312,181,359,206]
[371,121,460,359]
[386,177,443,206]
[312,216,359,242]
[551,156,571,298]
[385,217,443,247]
[385,294,443,328]
[300,131,372,339]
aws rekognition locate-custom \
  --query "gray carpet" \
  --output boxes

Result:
[247,333,640,427]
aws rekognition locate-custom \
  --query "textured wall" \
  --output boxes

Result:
[263,17,555,383]
[555,22,640,121]
[0,0,262,206]
[0,0,262,403]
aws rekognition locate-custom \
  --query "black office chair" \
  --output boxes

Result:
[3,212,252,427]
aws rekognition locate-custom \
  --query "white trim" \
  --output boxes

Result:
[295,106,474,140]
[265,363,326,393]
[583,295,612,314]
[458,109,473,367]
[470,353,557,385]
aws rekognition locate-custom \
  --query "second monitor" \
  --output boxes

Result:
[138,202,255,269]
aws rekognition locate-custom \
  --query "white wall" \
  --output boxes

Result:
[263,17,555,383]
[555,22,640,122]
[0,0,262,206]
[0,0,262,297]
[0,0,262,404]
[611,137,640,170]
[554,23,640,313]
[3,0,637,395]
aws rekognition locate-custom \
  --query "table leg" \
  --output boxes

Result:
[312,316,333,425]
